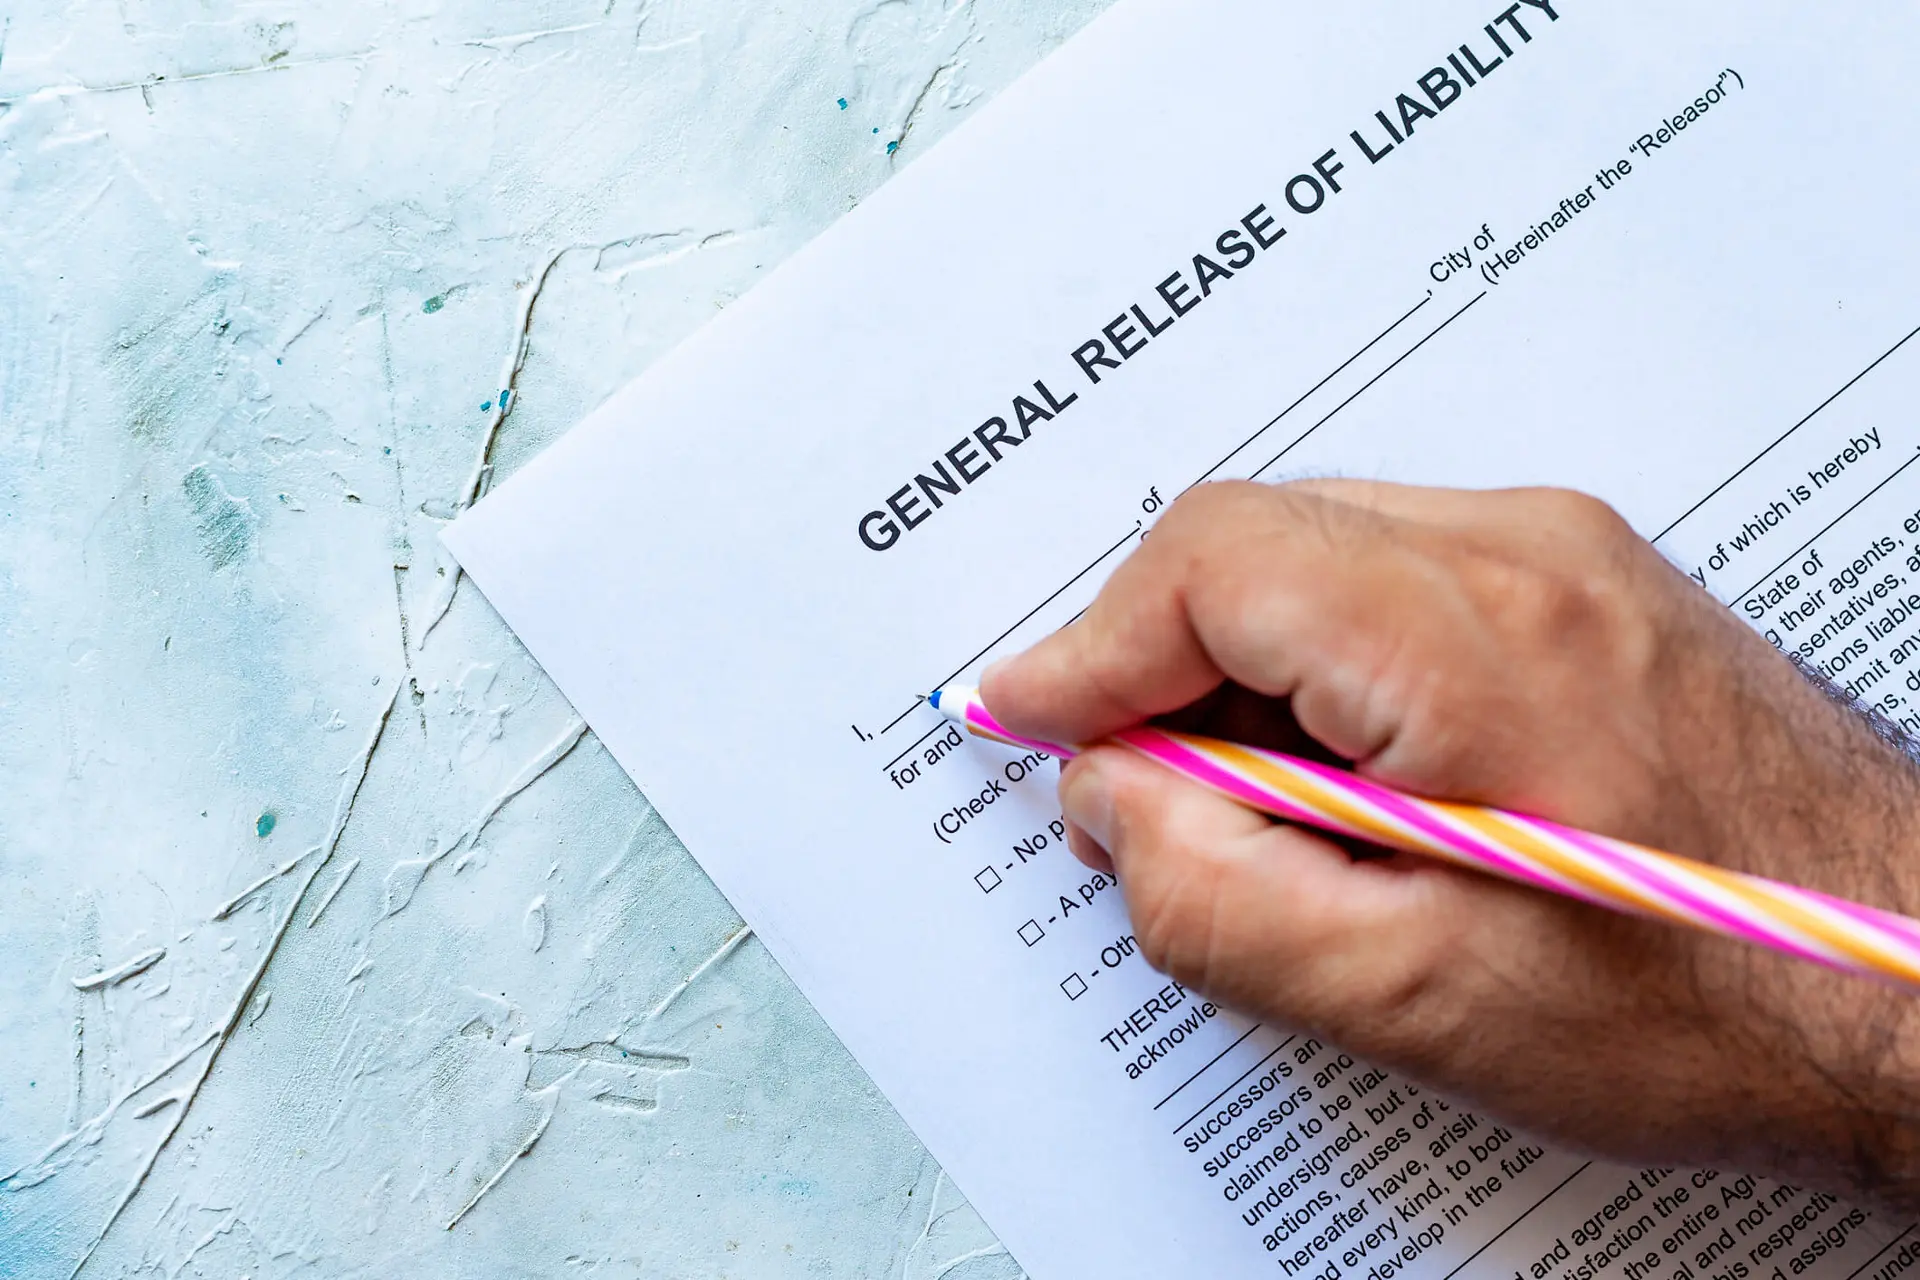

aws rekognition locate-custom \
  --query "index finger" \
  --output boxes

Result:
[980,480,1399,746]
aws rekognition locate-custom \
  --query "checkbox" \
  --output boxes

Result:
[1018,919,1045,947]
[975,867,1002,894]
[1060,974,1088,1000]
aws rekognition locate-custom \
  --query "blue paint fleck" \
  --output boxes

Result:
[255,811,276,838]
[423,294,445,314]
[499,389,511,409]
[887,140,899,155]
[382,446,391,455]
[275,357,283,365]
[872,127,879,134]
[837,97,848,110]
[481,400,493,412]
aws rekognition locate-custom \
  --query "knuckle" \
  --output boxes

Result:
[1318,924,1459,1048]
[1156,481,1241,539]
[1518,561,1612,641]
[1128,870,1216,987]
[1530,486,1634,542]
[1353,939,1450,1027]
[1165,480,1302,549]
[1481,495,1654,656]
[1567,565,1658,668]
[1080,635,1151,718]
[1129,893,1184,976]
[1114,820,1224,982]
[1177,478,1265,516]
[1496,566,1658,691]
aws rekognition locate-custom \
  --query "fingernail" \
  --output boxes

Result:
[1060,759,1115,853]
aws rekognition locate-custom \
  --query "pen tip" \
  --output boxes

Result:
[928,689,943,710]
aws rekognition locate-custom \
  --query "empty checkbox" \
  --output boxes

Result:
[975,867,1002,894]
[1060,974,1088,1000]
[1018,919,1045,946]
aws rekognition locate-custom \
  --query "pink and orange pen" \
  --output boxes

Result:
[931,685,1920,992]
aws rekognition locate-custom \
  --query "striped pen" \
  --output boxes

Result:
[929,685,1920,991]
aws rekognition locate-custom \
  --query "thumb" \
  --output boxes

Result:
[1062,746,1467,1040]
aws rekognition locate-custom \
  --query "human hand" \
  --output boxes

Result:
[982,480,1920,1208]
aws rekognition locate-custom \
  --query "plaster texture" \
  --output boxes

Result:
[0,1,1109,1273]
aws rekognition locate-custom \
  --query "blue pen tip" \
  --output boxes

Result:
[928,689,942,710]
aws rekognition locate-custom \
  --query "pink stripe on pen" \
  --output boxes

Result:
[1525,819,1843,968]
[1731,875,1920,976]
[1280,755,1605,903]
[1117,730,1331,830]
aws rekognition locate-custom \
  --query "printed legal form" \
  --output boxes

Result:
[445,1,1920,1275]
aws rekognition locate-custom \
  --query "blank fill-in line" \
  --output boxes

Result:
[1840,1221,1918,1280]
[1171,1035,1298,1135]
[1251,291,1489,481]
[1185,292,1435,493]
[886,298,1465,725]
[1152,1022,1263,1113]
[879,521,1142,756]
[880,698,926,735]
[1727,447,1920,608]
[885,716,956,771]
[1655,321,1920,543]
[926,522,1142,694]
[885,294,1486,728]
[1436,1162,1595,1280]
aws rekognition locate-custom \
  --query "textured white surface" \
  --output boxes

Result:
[0,2,1110,1273]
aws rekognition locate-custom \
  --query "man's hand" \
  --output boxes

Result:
[983,480,1920,1208]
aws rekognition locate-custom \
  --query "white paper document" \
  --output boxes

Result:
[445,2,1920,1274]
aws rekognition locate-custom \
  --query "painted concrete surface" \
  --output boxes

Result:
[0,2,1110,1273]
